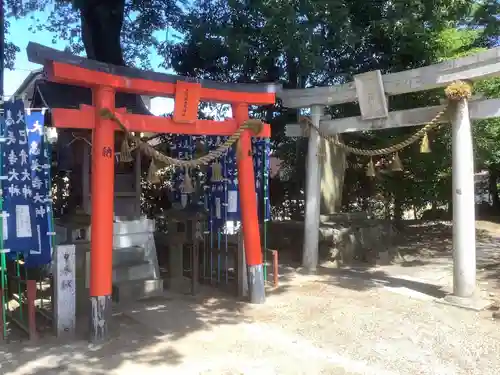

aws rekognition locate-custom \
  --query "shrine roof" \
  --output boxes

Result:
[32,79,152,115]
[27,42,281,95]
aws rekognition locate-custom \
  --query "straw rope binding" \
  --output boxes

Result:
[99,108,264,168]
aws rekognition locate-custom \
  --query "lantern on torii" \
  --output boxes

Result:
[27,42,276,342]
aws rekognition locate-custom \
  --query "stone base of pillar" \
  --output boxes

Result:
[89,295,112,343]
[436,294,492,311]
[247,264,265,304]
[297,267,318,275]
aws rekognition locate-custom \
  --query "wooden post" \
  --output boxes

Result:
[134,150,142,217]
[233,103,265,304]
[26,280,38,341]
[53,244,76,338]
[191,242,199,295]
[190,219,202,295]
[302,105,323,273]
[268,249,279,287]
[237,231,249,298]
[89,86,116,342]
[82,142,90,214]
[0,287,4,340]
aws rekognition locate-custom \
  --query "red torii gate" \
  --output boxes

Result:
[27,43,276,342]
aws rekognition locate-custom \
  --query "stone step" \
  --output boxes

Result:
[112,279,164,304]
[112,246,148,266]
[113,232,155,249]
[87,218,155,238]
[112,262,157,283]
[319,212,369,223]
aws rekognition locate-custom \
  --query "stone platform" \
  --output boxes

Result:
[265,213,397,266]
[55,216,163,317]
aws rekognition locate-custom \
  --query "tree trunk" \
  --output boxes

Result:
[319,136,346,214]
[393,175,404,228]
[393,192,403,226]
[79,0,126,65]
[488,167,500,212]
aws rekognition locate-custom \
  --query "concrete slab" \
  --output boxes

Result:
[437,294,493,311]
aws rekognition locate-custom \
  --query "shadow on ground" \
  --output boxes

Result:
[396,221,500,290]
[1,310,181,375]
[396,221,499,258]
[2,220,499,374]
[314,266,448,298]
[0,264,295,375]
[306,220,500,298]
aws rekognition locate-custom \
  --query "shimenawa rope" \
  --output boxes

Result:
[298,80,473,157]
[99,108,264,167]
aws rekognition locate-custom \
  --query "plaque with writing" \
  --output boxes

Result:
[173,81,201,124]
[354,70,389,121]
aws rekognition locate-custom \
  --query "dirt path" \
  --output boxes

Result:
[388,221,500,297]
[476,220,500,237]
[2,273,500,374]
[1,221,500,375]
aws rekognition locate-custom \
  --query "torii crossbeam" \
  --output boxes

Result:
[27,42,278,342]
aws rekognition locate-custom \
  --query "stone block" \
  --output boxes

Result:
[266,218,397,266]
[113,262,157,283]
[112,246,148,266]
[112,279,164,304]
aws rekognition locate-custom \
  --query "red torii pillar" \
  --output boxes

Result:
[42,60,274,342]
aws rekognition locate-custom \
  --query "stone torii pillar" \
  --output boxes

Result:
[280,47,500,310]
[302,105,323,272]
[285,91,500,310]
[445,88,480,307]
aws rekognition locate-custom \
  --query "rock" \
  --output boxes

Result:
[265,218,397,267]
[378,251,390,265]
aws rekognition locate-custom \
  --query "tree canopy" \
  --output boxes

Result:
[7,0,500,220]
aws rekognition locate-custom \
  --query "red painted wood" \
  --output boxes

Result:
[89,87,116,298]
[173,81,201,124]
[51,108,272,137]
[47,61,276,105]
[41,54,275,312]
[233,103,263,267]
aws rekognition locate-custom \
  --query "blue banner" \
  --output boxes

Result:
[224,141,239,222]
[0,102,53,267]
[171,134,195,208]
[25,111,53,267]
[205,136,270,230]
[1,100,38,259]
[206,136,228,231]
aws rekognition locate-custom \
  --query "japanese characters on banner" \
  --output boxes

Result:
[252,138,271,222]
[2,100,37,258]
[224,140,239,222]
[171,133,270,231]
[206,136,227,232]
[171,134,195,208]
[0,100,53,267]
[26,111,53,267]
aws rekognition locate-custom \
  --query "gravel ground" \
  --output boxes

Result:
[1,221,500,374]
[1,268,500,375]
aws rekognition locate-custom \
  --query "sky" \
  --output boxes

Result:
[5,10,174,115]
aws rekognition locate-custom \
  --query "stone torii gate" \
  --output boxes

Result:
[279,47,500,310]
[27,42,277,342]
